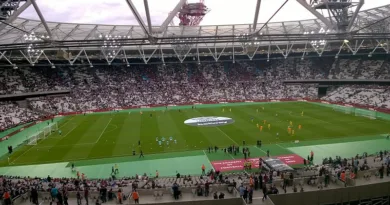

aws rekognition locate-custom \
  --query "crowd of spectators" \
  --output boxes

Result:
[0,102,41,131]
[0,148,388,204]
[1,58,390,131]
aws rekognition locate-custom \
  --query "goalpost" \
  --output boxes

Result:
[355,108,377,120]
[332,105,355,114]
[27,122,58,146]
[43,123,58,138]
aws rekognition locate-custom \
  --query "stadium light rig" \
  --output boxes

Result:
[23,32,49,60]
[98,34,126,64]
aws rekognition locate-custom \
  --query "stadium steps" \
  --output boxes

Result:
[15,100,28,108]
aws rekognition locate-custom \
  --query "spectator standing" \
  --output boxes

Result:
[84,187,89,205]
[117,189,123,204]
[131,190,139,204]
[3,190,11,205]
[76,190,82,205]
[31,187,39,205]
[262,186,267,201]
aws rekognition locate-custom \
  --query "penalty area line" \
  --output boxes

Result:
[95,118,113,143]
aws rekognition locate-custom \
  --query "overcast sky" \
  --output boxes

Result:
[19,0,390,26]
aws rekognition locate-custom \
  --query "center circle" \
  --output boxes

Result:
[184,116,235,127]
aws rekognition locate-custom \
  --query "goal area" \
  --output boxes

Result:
[27,122,58,145]
[332,105,377,120]
[332,105,355,114]
[355,108,377,120]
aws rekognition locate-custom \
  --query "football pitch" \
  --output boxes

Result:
[2,102,390,166]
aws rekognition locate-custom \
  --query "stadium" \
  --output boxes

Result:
[0,0,390,205]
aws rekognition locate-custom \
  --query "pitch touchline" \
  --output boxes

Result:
[95,118,112,143]
[253,145,267,154]
[202,150,214,170]
[10,148,204,166]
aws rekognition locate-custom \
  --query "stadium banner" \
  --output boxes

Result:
[141,106,150,108]
[194,103,203,105]
[321,101,330,104]
[0,136,9,142]
[168,104,177,107]
[245,101,254,103]
[211,154,303,172]
[219,102,228,104]
[271,100,280,102]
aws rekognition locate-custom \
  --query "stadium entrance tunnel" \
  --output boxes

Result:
[184,117,234,127]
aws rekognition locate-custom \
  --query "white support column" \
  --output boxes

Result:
[125,0,149,36]
[143,0,153,34]
[296,0,334,30]
[347,0,364,32]
[0,0,32,31]
[31,0,52,38]
[253,0,261,31]
[159,0,186,33]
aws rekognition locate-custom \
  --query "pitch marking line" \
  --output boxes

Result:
[95,118,113,143]
[49,121,80,139]
[193,109,240,145]
[253,145,267,155]
[276,143,287,150]
[58,116,75,129]
[203,150,214,170]
[215,126,240,145]
[9,121,78,165]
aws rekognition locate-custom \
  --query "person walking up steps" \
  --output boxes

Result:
[114,164,119,174]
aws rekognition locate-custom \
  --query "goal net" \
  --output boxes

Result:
[43,123,58,138]
[332,105,354,114]
[27,131,45,145]
[355,108,377,120]
[27,122,58,146]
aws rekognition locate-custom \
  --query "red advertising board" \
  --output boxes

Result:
[211,154,304,172]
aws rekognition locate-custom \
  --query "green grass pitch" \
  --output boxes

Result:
[2,102,390,166]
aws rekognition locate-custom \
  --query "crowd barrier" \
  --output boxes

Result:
[269,180,390,205]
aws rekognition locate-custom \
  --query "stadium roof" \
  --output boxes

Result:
[0,1,389,67]
[0,4,389,44]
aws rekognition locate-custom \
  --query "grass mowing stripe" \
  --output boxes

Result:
[95,118,113,143]
[3,102,390,166]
